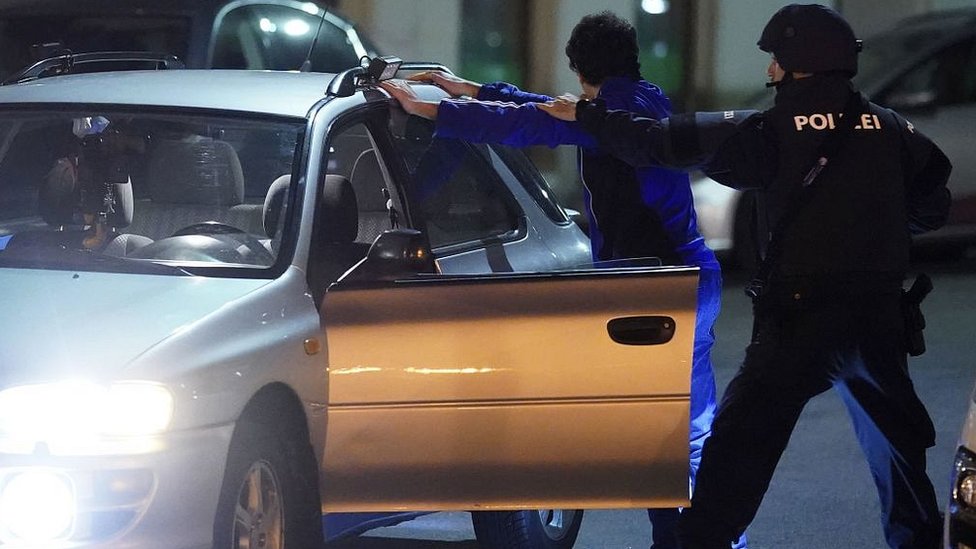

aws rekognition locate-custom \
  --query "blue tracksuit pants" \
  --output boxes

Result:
[649,268,746,548]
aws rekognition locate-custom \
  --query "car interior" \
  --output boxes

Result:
[0,114,301,269]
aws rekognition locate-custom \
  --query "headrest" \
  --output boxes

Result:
[146,138,244,205]
[105,179,134,229]
[263,174,290,238]
[349,149,387,210]
[40,157,79,226]
[320,175,358,244]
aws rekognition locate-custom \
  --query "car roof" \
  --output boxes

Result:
[0,70,342,118]
[0,0,275,15]
[885,7,976,30]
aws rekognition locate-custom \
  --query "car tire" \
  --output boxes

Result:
[471,509,583,549]
[213,419,321,549]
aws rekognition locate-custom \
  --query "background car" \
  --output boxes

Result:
[692,8,976,268]
[0,0,377,81]
[946,384,976,547]
[0,56,701,549]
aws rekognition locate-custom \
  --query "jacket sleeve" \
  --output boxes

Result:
[575,98,762,175]
[477,82,553,104]
[435,99,598,149]
[889,111,952,234]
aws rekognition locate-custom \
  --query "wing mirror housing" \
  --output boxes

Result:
[341,229,436,283]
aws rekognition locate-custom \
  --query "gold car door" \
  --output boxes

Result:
[320,266,698,512]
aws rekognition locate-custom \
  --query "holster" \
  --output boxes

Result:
[901,274,933,357]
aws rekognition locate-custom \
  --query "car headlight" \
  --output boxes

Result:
[0,381,174,442]
[954,446,976,510]
[0,470,75,544]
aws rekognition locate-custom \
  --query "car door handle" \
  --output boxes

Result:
[607,316,676,345]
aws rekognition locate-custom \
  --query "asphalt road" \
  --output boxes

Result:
[328,252,976,549]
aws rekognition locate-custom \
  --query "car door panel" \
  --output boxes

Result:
[319,267,698,511]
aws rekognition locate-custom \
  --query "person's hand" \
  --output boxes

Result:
[407,70,481,98]
[538,94,580,121]
[379,79,440,120]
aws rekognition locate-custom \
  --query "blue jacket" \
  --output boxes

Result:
[436,77,718,270]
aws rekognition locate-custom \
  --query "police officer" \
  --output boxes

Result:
[541,4,951,548]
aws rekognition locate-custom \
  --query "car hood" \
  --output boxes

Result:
[0,268,269,387]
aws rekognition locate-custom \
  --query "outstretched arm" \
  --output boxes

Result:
[542,95,762,172]
[380,79,440,119]
[381,80,597,148]
[406,71,552,104]
[407,70,482,98]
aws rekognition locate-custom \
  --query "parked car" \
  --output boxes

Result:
[0,0,376,81]
[946,385,976,547]
[0,56,701,549]
[693,8,976,267]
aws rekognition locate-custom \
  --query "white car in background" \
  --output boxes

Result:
[946,386,976,547]
[694,8,976,267]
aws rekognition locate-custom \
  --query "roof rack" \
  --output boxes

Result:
[3,51,185,86]
[325,60,455,98]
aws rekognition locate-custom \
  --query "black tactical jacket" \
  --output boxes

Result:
[576,74,952,280]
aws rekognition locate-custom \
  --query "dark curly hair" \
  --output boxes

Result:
[565,11,641,85]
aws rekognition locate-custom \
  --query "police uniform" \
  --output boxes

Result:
[570,4,952,548]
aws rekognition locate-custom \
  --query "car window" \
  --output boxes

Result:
[489,144,569,224]
[212,4,363,72]
[306,120,403,300]
[0,16,190,81]
[386,113,523,250]
[877,37,976,109]
[0,110,302,275]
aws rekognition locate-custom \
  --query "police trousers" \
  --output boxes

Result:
[678,280,941,549]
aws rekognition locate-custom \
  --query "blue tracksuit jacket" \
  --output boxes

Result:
[436,77,719,271]
[434,79,724,544]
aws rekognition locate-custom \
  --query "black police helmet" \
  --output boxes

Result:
[758,4,861,76]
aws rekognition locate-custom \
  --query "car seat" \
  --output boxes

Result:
[262,173,290,251]
[348,149,397,245]
[9,157,151,255]
[99,176,154,256]
[131,138,263,239]
[307,174,371,301]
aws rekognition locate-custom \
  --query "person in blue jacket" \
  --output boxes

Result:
[382,11,744,549]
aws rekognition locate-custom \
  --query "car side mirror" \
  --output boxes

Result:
[341,229,436,282]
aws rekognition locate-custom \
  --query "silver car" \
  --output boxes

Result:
[693,8,976,267]
[0,58,700,548]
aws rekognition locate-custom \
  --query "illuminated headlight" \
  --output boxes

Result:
[0,470,75,543]
[0,381,174,441]
[954,447,976,509]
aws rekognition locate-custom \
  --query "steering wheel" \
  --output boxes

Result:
[172,221,275,266]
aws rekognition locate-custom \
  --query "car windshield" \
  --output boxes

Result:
[0,109,303,275]
[0,15,191,81]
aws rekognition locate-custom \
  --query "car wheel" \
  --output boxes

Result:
[213,420,321,549]
[471,509,583,549]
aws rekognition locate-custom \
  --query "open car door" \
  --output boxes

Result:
[319,232,698,511]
